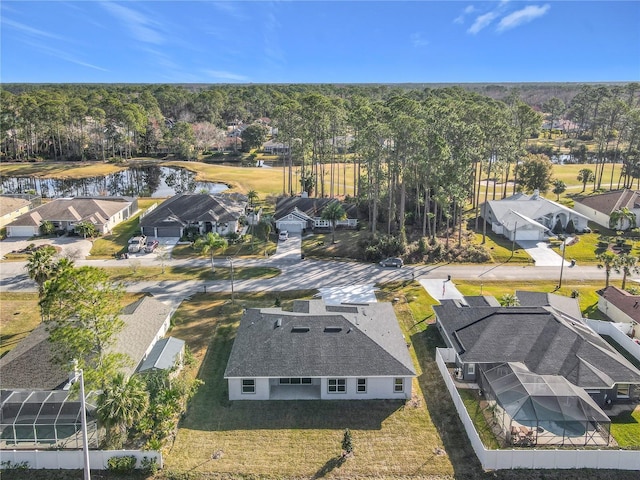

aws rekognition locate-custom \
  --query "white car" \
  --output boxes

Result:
[278,231,289,241]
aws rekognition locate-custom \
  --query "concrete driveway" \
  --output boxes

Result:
[272,232,302,261]
[0,236,93,260]
[517,240,570,267]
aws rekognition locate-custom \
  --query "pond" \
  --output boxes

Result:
[0,166,228,198]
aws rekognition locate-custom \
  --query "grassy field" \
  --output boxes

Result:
[106,265,280,282]
[0,292,41,358]
[610,405,640,449]
[0,162,125,178]
[89,198,159,258]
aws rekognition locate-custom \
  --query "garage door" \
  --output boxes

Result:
[156,227,182,237]
[277,221,303,233]
[516,229,540,241]
[7,226,38,237]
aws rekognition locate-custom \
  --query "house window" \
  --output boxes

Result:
[467,364,476,376]
[241,379,255,394]
[328,378,346,393]
[279,377,312,385]
[394,378,404,393]
[357,378,367,393]
[618,384,630,398]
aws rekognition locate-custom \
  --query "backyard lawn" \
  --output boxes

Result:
[0,292,41,358]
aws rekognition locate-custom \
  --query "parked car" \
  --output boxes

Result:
[144,240,159,253]
[379,257,403,268]
[127,235,147,253]
[278,231,289,241]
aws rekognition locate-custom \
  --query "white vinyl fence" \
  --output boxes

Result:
[435,348,640,471]
[0,449,162,470]
[583,319,640,363]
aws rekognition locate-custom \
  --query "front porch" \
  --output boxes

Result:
[269,384,321,400]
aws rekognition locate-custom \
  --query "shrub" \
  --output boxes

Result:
[552,218,563,234]
[342,428,354,455]
[565,219,576,234]
[107,455,137,473]
[140,456,159,475]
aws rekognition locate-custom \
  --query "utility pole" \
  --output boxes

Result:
[227,257,235,304]
[558,237,567,289]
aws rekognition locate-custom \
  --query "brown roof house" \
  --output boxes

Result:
[597,286,640,325]
[5,196,136,237]
[573,189,640,230]
[0,196,32,229]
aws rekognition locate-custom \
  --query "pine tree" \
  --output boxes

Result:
[342,428,353,456]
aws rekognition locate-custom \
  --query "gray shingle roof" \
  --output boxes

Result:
[138,337,185,373]
[484,192,587,227]
[140,193,247,228]
[225,300,416,378]
[6,197,132,228]
[0,296,171,389]
[515,290,582,320]
[434,302,640,389]
[275,197,358,221]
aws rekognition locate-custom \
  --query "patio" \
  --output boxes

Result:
[269,384,321,400]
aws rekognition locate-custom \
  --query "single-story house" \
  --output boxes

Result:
[140,193,247,238]
[0,296,172,390]
[262,140,290,155]
[224,300,416,401]
[597,286,640,325]
[573,189,640,230]
[5,196,136,238]
[434,297,640,409]
[274,197,358,234]
[137,337,185,375]
[0,196,32,228]
[480,191,589,241]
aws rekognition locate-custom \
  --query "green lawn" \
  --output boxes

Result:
[90,198,159,258]
[106,265,280,282]
[0,292,41,358]
[302,229,366,260]
[170,236,278,259]
[610,405,640,449]
[166,290,455,478]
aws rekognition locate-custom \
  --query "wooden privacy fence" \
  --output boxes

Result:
[435,348,640,471]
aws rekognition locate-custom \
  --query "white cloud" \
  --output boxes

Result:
[454,4,476,24]
[411,32,429,48]
[100,2,164,45]
[497,4,550,32]
[2,18,65,41]
[468,11,499,34]
[464,5,476,14]
[204,70,249,82]
[23,40,108,71]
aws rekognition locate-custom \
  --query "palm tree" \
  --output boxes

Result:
[577,168,595,192]
[500,293,520,307]
[247,190,259,207]
[552,180,566,201]
[321,201,346,244]
[194,232,227,273]
[26,245,57,295]
[614,253,640,290]
[597,251,617,287]
[609,207,637,231]
[97,373,149,448]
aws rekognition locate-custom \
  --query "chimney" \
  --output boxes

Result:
[532,189,539,200]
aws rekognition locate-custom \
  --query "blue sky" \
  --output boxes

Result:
[1,1,639,83]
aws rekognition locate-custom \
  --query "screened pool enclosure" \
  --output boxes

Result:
[0,390,100,448]
[480,363,611,447]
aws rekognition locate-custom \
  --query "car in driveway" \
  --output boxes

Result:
[278,231,289,241]
[127,235,147,253]
[144,240,159,253]
[379,257,403,268]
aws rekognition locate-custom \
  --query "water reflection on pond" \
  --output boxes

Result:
[0,166,228,198]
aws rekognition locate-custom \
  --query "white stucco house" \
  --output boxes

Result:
[0,196,32,229]
[597,286,640,325]
[573,189,640,230]
[224,300,416,401]
[274,197,358,234]
[481,191,589,241]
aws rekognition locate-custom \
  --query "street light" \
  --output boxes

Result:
[227,256,235,304]
[72,360,91,480]
[558,236,567,290]
[511,221,518,259]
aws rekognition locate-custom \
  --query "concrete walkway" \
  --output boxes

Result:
[419,278,464,302]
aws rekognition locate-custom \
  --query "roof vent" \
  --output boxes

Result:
[324,326,342,333]
[275,318,282,328]
[291,326,310,333]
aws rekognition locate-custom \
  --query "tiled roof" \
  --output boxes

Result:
[434,301,640,389]
[575,189,640,216]
[225,300,416,378]
[6,197,132,228]
[140,193,247,227]
[597,286,640,322]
